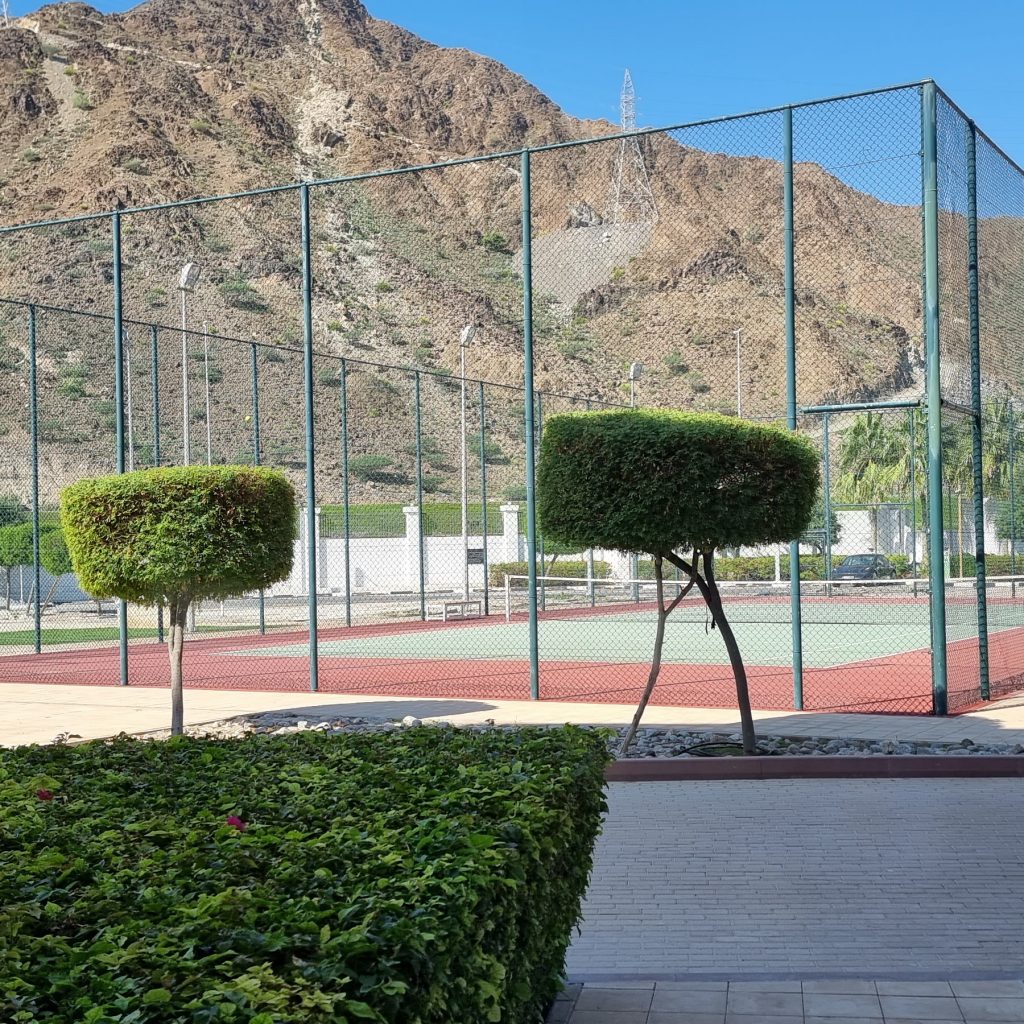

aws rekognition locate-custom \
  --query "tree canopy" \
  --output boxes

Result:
[60,466,297,605]
[537,409,819,555]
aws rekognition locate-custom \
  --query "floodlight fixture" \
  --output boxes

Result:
[179,262,202,292]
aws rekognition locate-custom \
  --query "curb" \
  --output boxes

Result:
[605,755,1024,781]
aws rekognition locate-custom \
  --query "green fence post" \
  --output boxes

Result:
[585,399,596,606]
[783,104,804,710]
[536,391,546,612]
[300,183,318,692]
[521,148,540,700]
[823,411,834,586]
[965,117,990,700]
[1011,400,1017,582]
[910,408,919,577]
[28,306,41,655]
[478,380,490,616]
[112,212,128,686]
[414,371,426,621]
[340,358,352,627]
[250,343,266,635]
[922,81,948,714]
[151,325,164,644]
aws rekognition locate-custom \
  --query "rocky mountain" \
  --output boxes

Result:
[0,0,930,503]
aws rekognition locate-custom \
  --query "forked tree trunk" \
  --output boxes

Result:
[620,555,669,755]
[700,552,757,755]
[167,594,190,736]
[40,575,61,615]
[666,549,758,756]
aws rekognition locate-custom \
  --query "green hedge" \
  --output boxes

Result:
[923,553,1022,577]
[490,559,612,588]
[636,553,915,581]
[1,727,609,1023]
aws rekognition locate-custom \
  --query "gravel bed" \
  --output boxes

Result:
[136,712,1024,757]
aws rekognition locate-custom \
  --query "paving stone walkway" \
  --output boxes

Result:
[4,683,1024,747]
[566,779,1024,978]
[549,978,1024,1023]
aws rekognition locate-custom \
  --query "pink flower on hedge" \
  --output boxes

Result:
[36,789,54,801]
[226,815,247,831]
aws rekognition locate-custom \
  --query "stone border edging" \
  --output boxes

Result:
[606,755,1024,781]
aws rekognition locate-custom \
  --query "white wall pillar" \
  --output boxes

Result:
[404,505,422,591]
[500,503,521,562]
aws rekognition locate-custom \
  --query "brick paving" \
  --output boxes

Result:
[567,779,1024,979]
[4,682,1024,747]
[556,777,1024,1021]
[549,979,1024,1023]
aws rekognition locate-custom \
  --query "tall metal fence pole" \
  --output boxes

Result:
[340,359,352,627]
[414,371,426,620]
[536,391,546,613]
[910,409,919,577]
[965,117,990,700]
[300,183,318,692]
[151,325,164,643]
[922,80,948,714]
[250,343,266,635]
[823,411,833,587]
[478,380,490,616]
[521,149,540,701]
[112,212,128,686]
[1011,400,1018,580]
[28,306,41,655]
[783,104,804,710]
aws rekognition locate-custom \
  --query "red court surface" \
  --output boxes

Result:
[3,612,1023,716]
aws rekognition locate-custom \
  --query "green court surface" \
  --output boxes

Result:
[228,617,925,668]
[223,589,1004,668]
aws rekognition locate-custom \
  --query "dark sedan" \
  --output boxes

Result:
[831,553,896,581]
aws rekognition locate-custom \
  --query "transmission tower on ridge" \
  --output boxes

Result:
[607,69,657,225]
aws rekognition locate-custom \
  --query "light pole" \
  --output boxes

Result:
[628,361,643,408]
[202,320,212,466]
[460,324,477,602]
[734,328,742,417]
[178,263,201,465]
[124,331,135,471]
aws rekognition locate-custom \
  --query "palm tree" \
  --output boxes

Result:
[834,412,904,551]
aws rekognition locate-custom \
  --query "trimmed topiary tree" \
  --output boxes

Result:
[61,466,297,735]
[538,409,819,755]
[0,520,57,614]
[0,521,33,612]
[39,527,73,613]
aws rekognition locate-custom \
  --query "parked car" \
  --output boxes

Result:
[831,553,896,581]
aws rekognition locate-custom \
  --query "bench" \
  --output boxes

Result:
[427,599,483,622]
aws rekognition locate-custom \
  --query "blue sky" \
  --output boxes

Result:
[9,0,1024,164]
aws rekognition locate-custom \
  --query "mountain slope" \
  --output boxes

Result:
[0,0,929,503]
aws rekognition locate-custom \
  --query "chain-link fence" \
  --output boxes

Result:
[0,79,1020,715]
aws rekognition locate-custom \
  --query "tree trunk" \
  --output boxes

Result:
[4,568,10,612]
[700,552,757,755]
[40,576,60,615]
[620,555,668,755]
[666,549,758,756]
[168,595,189,736]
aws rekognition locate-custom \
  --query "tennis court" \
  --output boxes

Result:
[10,575,1020,716]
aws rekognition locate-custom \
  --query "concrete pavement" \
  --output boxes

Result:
[4,683,1024,747]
